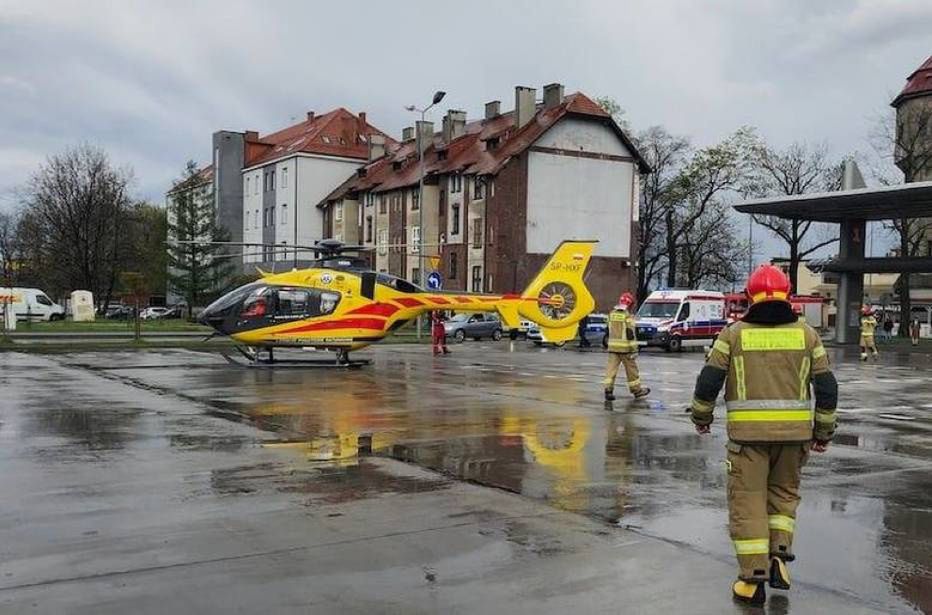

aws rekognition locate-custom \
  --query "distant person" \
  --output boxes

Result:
[910,318,922,347]
[859,307,878,361]
[883,316,894,343]
[688,265,837,606]
[577,314,591,348]
[603,292,649,401]
[431,311,450,356]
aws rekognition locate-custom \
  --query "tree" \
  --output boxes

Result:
[0,210,22,287]
[595,96,631,133]
[166,161,233,316]
[124,202,168,297]
[633,126,690,299]
[664,127,756,288]
[18,144,133,308]
[869,101,932,335]
[747,141,843,292]
[676,199,749,289]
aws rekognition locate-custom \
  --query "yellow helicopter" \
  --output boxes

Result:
[196,238,596,367]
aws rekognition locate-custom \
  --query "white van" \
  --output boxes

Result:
[635,290,726,351]
[0,288,66,322]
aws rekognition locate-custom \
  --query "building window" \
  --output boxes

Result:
[450,252,458,280]
[281,204,287,225]
[412,189,419,211]
[472,266,482,292]
[379,195,386,214]
[246,177,250,194]
[281,167,288,189]
[411,226,421,253]
[474,179,484,199]
[366,216,374,243]
[377,228,387,255]
[450,173,462,193]
[452,204,460,235]
[255,173,260,195]
[412,268,421,286]
[473,218,483,248]
[270,170,276,191]
[335,203,343,221]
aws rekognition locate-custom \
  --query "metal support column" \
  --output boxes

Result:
[836,218,865,344]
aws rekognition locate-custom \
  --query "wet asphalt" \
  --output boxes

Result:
[0,342,929,614]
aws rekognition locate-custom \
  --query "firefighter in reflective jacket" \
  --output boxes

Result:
[603,292,650,401]
[859,306,878,361]
[689,265,838,606]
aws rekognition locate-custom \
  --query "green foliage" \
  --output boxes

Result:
[166,161,234,311]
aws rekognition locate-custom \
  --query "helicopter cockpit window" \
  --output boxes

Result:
[376,273,421,293]
[239,286,271,319]
[271,288,342,319]
[319,291,339,315]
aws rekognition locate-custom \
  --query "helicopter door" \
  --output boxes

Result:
[273,288,341,320]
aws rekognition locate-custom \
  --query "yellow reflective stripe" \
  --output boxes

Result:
[740,327,806,351]
[812,345,826,360]
[712,339,730,356]
[734,356,747,400]
[627,379,641,387]
[733,538,770,555]
[692,397,713,412]
[728,410,813,422]
[768,515,795,533]
[798,357,811,400]
[726,400,810,410]
[814,410,836,424]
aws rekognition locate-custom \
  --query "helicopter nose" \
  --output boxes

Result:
[197,302,228,332]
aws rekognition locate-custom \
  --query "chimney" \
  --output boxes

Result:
[402,126,415,141]
[358,111,367,125]
[515,86,536,128]
[416,120,434,153]
[543,83,564,110]
[306,111,315,122]
[485,100,501,120]
[442,110,467,143]
[368,134,386,161]
[244,130,259,141]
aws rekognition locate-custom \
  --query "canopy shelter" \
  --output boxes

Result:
[733,174,932,344]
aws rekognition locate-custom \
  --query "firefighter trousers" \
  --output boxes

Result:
[726,441,809,581]
[603,352,643,394]
[859,334,877,358]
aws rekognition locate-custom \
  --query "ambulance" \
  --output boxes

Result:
[635,289,726,351]
[0,288,66,322]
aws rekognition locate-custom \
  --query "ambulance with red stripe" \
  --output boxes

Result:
[635,289,727,352]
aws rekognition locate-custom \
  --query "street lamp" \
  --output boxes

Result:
[405,90,445,339]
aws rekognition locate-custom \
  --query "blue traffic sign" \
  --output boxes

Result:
[426,271,443,290]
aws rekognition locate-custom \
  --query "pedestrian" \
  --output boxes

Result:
[688,264,838,606]
[431,311,450,356]
[883,316,894,343]
[860,306,878,361]
[603,292,650,401]
[910,318,922,347]
[578,313,591,348]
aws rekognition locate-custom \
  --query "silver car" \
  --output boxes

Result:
[444,313,504,342]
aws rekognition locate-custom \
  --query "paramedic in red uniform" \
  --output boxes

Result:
[431,311,450,356]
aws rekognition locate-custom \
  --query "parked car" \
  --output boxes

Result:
[444,313,503,342]
[508,319,535,340]
[528,313,608,347]
[0,287,65,321]
[105,305,134,319]
[163,305,186,319]
[140,307,171,320]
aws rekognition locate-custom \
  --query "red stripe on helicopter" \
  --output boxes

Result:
[394,297,425,308]
[428,296,450,304]
[281,318,386,334]
[347,302,399,317]
[453,296,474,304]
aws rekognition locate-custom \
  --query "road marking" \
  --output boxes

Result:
[877,413,916,421]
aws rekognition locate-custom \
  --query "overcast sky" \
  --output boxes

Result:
[1,0,929,257]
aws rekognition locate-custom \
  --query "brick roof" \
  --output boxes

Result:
[892,55,932,107]
[245,108,396,168]
[318,92,648,206]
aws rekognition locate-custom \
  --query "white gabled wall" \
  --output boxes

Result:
[526,118,635,259]
[294,155,365,257]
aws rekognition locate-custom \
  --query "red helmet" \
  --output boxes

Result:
[618,292,634,308]
[745,265,791,305]
[861,305,873,316]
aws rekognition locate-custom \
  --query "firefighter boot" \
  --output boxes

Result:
[633,387,651,399]
[769,556,791,590]
[604,389,616,402]
[732,580,766,606]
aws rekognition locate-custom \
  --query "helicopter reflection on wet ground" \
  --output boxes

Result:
[0,343,930,613]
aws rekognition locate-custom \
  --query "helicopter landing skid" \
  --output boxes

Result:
[221,346,370,369]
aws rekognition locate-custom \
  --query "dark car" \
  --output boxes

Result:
[444,313,503,342]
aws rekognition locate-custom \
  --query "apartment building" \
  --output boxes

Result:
[319,84,650,310]
[204,109,393,269]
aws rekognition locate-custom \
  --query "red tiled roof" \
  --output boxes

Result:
[167,163,213,195]
[318,92,648,205]
[245,108,396,168]
[892,55,932,107]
